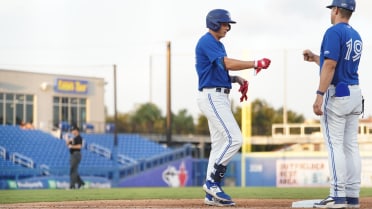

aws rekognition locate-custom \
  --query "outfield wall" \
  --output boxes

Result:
[2,153,372,189]
[241,152,372,187]
[0,157,194,189]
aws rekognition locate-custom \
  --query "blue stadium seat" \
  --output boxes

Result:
[82,133,172,161]
[0,126,118,178]
[0,126,181,181]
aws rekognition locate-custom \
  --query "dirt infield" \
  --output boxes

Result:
[1,198,372,209]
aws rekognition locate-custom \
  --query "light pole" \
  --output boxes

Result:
[112,64,119,187]
[149,55,153,103]
[166,41,172,146]
[283,50,288,127]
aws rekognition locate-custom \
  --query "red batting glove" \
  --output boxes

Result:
[239,81,249,102]
[254,58,271,75]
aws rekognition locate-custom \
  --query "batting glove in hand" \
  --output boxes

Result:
[254,58,271,75]
[239,81,249,102]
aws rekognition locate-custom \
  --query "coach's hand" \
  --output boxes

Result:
[254,58,271,75]
[303,50,315,62]
[313,95,323,116]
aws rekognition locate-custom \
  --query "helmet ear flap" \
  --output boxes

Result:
[206,18,220,31]
[210,20,220,31]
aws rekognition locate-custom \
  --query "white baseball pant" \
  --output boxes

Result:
[321,85,362,198]
[197,88,243,181]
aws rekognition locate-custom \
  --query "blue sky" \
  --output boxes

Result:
[0,0,371,120]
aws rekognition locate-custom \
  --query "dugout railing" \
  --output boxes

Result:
[118,143,193,179]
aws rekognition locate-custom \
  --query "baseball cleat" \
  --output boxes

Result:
[346,197,360,208]
[203,180,231,202]
[313,196,347,208]
[204,193,235,207]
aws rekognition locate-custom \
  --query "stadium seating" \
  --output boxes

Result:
[0,126,118,178]
[81,133,172,161]
[0,125,188,180]
[0,157,40,179]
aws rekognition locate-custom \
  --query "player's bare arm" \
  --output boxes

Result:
[317,59,336,93]
[230,75,246,85]
[303,49,320,66]
[224,57,271,71]
[69,144,82,149]
[224,57,255,70]
[313,59,337,116]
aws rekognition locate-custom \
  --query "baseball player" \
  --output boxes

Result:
[195,9,271,206]
[65,125,85,189]
[303,0,363,208]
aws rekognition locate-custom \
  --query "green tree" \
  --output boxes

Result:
[232,99,305,136]
[105,99,305,136]
[173,109,195,134]
[195,114,209,135]
[106,113,131,133]
[130,103,163,134]
[250,99,276,136]
[277,107,305,123]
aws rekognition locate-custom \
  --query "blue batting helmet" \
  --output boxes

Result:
[326,0,356,12]
[206,9,236,31]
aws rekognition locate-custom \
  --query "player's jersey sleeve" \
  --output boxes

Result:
[196,33,227,69]
[321,28,341,62]
[195,33,231,90]
[200,39,227,63]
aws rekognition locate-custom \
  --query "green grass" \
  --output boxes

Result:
[1,187,372,204]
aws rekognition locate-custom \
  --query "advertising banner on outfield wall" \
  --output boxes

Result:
[276,158,372,187]
[0,176,111,189]
[118,157,192,187]
[244,156,372,187]
[245,157,277,186]
[276,159,329,187]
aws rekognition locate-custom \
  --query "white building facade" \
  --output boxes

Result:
[0,69,106,133]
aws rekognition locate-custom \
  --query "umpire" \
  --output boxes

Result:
[65,125,85,189]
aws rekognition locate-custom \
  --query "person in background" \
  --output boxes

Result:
[65,125,85,189]
[20,120,34,130]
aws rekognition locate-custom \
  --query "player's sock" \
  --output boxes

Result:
[211,163,227,182]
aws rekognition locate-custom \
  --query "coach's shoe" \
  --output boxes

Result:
[78,181,85,189]
[204,193,235,207]
[203,180,231,202]
[346,197,360,208]
[314,196,347,208]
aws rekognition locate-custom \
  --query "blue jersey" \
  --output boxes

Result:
[195,32,231,91]
[319,22,362,85]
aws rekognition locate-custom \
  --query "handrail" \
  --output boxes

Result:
[40,164,50,175]
[117,154,137,165]
[0,146,6,159]
[10,152,34,168]
[87,143,111,159]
